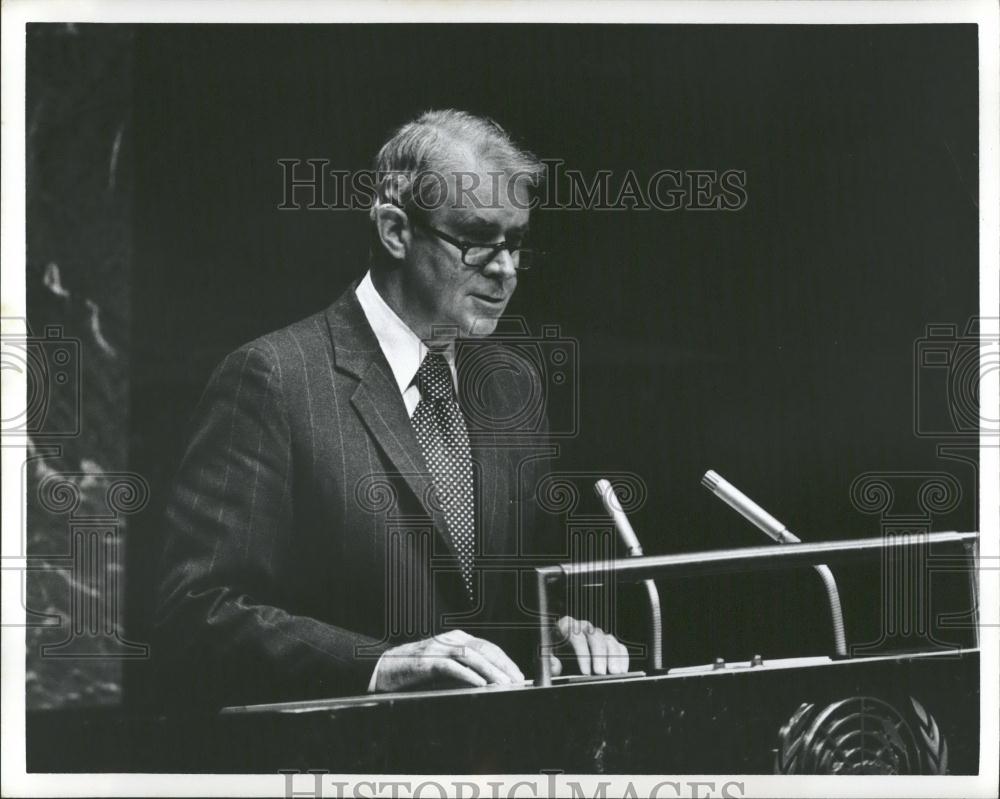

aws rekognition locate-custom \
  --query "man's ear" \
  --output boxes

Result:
[373,203,411,261]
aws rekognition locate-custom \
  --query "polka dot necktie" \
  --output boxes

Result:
[410,351,476,602]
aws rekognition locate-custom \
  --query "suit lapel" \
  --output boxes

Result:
[461,353,520,630]
[326,285,463,565]
[467,386,505,557]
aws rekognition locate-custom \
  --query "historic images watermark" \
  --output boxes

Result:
[843,316,998,653]
[351,466,652,667]
[1,320,149,664]
[913,317,999,440]
[280,771,745,799]
[1,322,81,438]
[277,159,748,212]
[453,318,579,439]
[849,471,977,654]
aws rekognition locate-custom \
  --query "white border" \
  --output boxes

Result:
[2,2,998,797]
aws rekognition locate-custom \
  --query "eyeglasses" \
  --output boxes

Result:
[409,216,540,272]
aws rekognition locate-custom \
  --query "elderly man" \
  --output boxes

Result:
[154,109,628,709]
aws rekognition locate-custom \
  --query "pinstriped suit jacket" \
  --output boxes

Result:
[154,281,557,709]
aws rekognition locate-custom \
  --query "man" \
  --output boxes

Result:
[154,110,628,709]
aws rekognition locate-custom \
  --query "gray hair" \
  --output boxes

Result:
[369,109,544,218]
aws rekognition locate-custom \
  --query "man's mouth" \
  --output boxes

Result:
[470,293,506,305]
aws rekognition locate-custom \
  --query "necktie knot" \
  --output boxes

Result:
[415,351,453,402]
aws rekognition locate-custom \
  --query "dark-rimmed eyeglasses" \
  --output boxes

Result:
[408,216,540,272]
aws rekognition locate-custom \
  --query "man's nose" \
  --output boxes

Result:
[482,248,518,280]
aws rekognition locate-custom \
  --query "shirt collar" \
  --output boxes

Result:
[355,270,454,396]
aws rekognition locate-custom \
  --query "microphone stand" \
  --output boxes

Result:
[702,470,847,657]
[595,479,664,671]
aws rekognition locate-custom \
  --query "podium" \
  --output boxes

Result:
[26,532,980,774]
[210,649,976,774]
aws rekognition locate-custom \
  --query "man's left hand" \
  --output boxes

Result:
[551,616,629,676]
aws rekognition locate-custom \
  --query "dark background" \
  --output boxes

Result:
[31,24,981,709]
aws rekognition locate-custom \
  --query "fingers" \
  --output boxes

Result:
[563,620,594,675]
[549,654,563,677]
[607,636,629,674]
[376,631,527,692]
[442,630,525,683]
[434,631,525,686]
[589,630,628,675]
[555,616,630,677]
[468,637,526,682]
[430,657,489,688]
[377,624,626,693]
[449,643,517,685]
[593,628,612,675]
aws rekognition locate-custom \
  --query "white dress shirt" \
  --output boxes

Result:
[354,270,458,691]
[355,270,457,417]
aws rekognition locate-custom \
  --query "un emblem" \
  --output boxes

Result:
[775,696,948,774]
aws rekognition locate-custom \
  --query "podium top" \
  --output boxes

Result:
[219,648,975,716]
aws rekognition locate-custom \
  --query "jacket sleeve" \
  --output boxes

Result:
[153,344,390,710]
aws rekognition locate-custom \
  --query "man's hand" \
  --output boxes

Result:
[373,630,525,692]
[552,616,629,676]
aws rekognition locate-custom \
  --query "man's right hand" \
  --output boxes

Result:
[373,630,525,692]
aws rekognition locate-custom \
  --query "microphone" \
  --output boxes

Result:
[594,479,663,671]
[701,470,800,544]
[701,470,847,657]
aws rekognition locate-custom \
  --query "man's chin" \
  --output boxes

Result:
[463,314,501,338]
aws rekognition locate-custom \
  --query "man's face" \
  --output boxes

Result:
[401,160,531,339]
